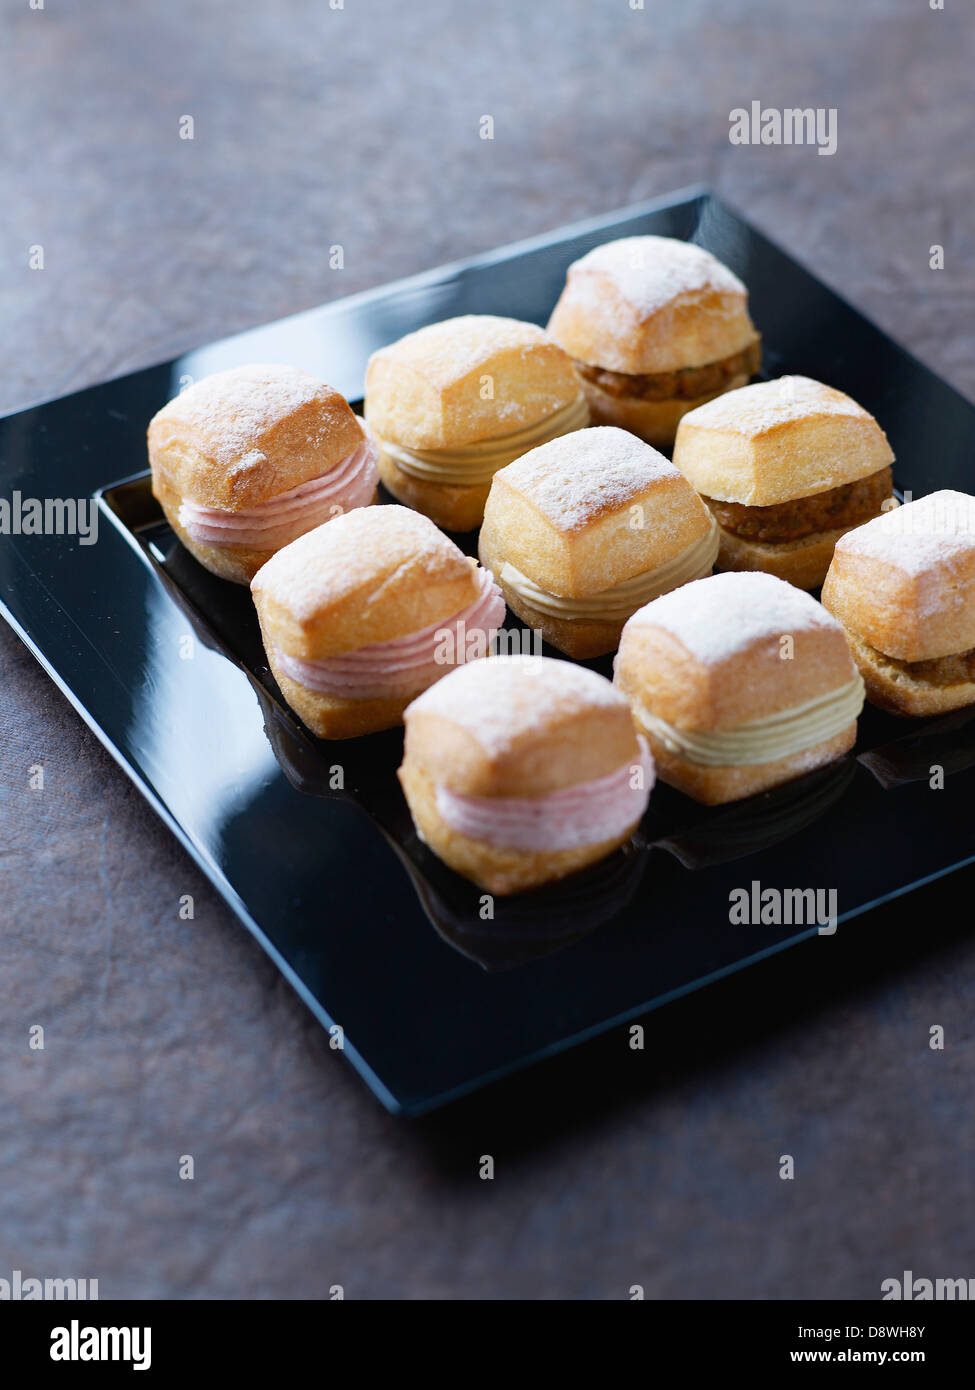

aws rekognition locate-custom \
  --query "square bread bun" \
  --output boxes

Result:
[672,375,894,507]
[251,506,481,738]
[822,490,975,715]
[149,363,368,584]
[364,315,584,531]
[614,571,860,803]
[478,426,716,658]
[546,235,757,376]
[365,315,581,451]
[400,655,646,894]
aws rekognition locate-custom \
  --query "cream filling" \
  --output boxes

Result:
[499,516,720,625]
[634,675,865,767]
[377,393,590,487]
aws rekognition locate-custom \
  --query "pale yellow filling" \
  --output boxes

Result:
[634,675,865,767]
[499,516,720,625]
[377,393,590,487]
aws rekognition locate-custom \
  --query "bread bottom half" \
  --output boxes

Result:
[376,448,490,533]
[713,520,850,591]
[398,760,639,895]
[580,372,750,451]
[634,719,857,805]
[263,633,416,739]
[156,480,378,586]
[843,628,975,717]
[477,530,622,659]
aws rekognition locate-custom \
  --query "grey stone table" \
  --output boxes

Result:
[1,0,973,1298]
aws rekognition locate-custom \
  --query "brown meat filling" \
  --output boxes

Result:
[871,644,975,688]
[706,467,894,544]
[575,336,762,403]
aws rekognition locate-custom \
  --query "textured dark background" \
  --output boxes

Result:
[1,0,974,1299]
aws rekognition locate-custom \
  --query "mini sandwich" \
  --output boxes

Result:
[614,571,864,804]
[672,376,895,590]
[251,506,505,739]
[148,363,379,584]
[364,315,589,531]
[545,235,761,448]
[478,426,718,659]
[399,655,654,894]
[821,489,975,716]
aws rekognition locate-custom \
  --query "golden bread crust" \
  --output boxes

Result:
[364,315,581,451]
[478,427,713,595]
[402,656,639,798]
[148,363,364,511]
[546,236,757,375]
[821,492,975,662]
[840,627,975,716]
[250,505,479,659]
[404,699,637,799]
[672,376,895,506]
[614,618,856,732]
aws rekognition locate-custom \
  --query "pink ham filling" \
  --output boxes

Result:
[274,566,507,701]
[179,431,379,549]
[435,736,654,852]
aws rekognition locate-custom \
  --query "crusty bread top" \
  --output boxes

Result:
[251,505,479,659]
[148,363,364,511]
[616,571,856,729]
[672,376,894,506]
[364,315,581,451]
[403,655,640,797]
[480,426,714,594]
[822,490,975,662]
[546,235,757,375]
[490,426,678,531]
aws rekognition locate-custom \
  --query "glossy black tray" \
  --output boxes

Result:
[3,187,975,1115]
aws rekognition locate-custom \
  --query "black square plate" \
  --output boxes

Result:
[4,187,975,1115]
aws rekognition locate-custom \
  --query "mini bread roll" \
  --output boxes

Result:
[674,376,894,505]
[479,426,718,658]
[822,490,975,715]
[149,363,378,584]
[546,236,760,447]
[251,505,505,738]
[672,376,896,589]
[614,571,863,804]
[400,655,654,894]
[364,315,588,531]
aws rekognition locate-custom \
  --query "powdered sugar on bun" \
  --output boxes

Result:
[833,489,975,576]
[372,316,558,388]
[252,504,467,623]
[682,376,869,436]
[159,364,340,466]
[567,236,746,319]
[496,425,679,531]
[626,571,839,664]
[365,315,582,451]
[406,654,627,756]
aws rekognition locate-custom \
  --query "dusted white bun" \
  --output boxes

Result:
[673,376,894,506]
[546,236,757,375]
